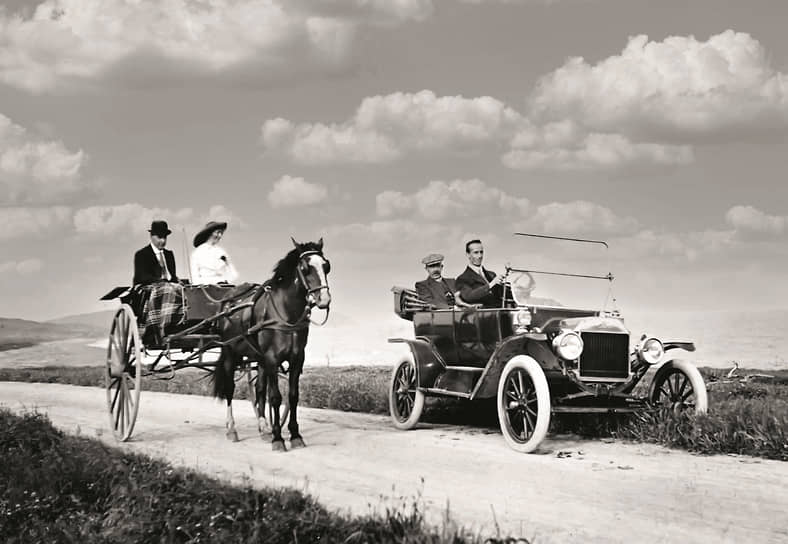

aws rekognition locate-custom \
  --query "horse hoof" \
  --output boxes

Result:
[272,440,287,452]
[226,430,239,443]
[290,437,306,449]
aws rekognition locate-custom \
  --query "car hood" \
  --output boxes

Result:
[558,316,629,335]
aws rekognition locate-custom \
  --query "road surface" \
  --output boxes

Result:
[1,382,786,543]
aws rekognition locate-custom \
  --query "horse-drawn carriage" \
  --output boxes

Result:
[388,234,708,453]
[100,239,331,450]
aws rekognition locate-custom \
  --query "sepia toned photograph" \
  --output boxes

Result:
[1,1,786,542]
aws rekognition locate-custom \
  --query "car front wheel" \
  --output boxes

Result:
[497,355,551,453]
[389,356,425,430]
[649,359,708,415]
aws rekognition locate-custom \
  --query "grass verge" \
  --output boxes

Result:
[0,409,523,543]
[1,365,786,460]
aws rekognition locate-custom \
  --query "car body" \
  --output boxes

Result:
[388,242,708,453]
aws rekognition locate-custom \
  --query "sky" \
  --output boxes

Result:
[1,0,787,326]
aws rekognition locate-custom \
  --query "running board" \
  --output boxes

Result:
[443,366,484,373]
[552,406,644,414]
[420,387,472,399]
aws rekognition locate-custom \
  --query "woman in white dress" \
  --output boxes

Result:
[190,221,239,285]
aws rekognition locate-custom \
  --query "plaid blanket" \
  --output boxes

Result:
[138,282,185,339]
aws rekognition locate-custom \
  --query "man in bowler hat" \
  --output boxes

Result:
[414,253,457,309]
[133,220,178,286]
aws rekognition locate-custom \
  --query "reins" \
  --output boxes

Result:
[215,249,331,358]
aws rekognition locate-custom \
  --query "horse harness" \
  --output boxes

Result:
[211,250,330,365]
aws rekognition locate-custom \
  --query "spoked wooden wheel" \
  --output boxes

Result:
[649,359,708,415]
[497,356,551,453]
[105,304,143,441]
[245,365,290,426]
[389,356,424,430]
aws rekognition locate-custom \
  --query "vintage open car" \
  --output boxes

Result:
[388,235,708,453]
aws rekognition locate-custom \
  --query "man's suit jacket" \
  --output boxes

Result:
[456,266,503,308]
[133,245,178,286]
[415,277,457,309]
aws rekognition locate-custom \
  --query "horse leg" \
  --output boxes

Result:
[265,362,286,452]
[217,348,239,442]
[288,356,305,448]
[255,366,268,435]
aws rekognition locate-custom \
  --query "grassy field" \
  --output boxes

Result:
[0,410,523,543]
[1,364,786,461]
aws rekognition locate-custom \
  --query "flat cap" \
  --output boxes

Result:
[421,253,444,266]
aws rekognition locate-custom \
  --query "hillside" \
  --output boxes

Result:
[47,310,116,331]
[0,317,104,351]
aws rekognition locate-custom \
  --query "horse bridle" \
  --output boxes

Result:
[295,250,330,303]
[295,250,331,325]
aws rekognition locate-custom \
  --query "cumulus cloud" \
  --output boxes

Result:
[73,203,193,236]
[0,0,432,93]
[0,114,90,204]
[376,179,529,219]
[528,30,788,141]
[268,175,328,208]
[262,31,788,172]
[0,258,43,275]
[504,123,693,171]
[261,90,523,164]
[522,200,639,235]
[0,206,73,240]
[725,205,786,235]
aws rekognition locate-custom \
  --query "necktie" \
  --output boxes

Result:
[157,251,169,280]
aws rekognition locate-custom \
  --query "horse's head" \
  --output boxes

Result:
[292,237,331,309]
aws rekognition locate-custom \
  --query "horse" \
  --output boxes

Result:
[212,238,331,451]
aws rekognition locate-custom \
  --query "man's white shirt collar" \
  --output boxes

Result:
[469,264,486,278]
[150,242,162,254]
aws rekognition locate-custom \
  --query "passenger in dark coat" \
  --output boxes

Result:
[455,239,504,308]
[414,253,457,309]
[133,220,178,286]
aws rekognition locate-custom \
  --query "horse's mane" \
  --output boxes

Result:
[267,241,323,286]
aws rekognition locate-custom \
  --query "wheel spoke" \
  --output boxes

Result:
[659,384,671,401]
[517,371,525,399]
[111,379,121,411]
[681,388,695,402]
[523,410,534,436]
[525,406,538,419]
[677,375,689,398]
[666,373,677,398]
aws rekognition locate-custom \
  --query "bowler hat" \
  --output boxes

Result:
[148,220,172,237]
[193,221,228,247]
[421,253,444,266]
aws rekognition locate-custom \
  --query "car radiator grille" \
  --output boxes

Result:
[578,332,630,380]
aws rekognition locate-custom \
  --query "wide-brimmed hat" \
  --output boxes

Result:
[193,221,228,247]
[148,220,172,237]
[421,253,444,266]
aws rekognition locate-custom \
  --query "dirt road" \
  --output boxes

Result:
[2,382,786,543]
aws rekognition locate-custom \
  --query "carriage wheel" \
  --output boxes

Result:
[105,304,143,441]
[389,356,424,430]
[245,366,290,426]
[649,359,708,415]
[497,355,551,453]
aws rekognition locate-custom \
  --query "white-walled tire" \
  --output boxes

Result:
[497,355,551,453]
[649,359,708,414]
[389,356,425,430]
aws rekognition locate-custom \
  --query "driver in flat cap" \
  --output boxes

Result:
[414,253,458,309]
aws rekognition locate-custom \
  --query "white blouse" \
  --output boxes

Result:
[190,243,239,285]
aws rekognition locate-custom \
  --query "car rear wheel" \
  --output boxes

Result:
[389,356,425,430]
[649,359,708,414]
[497,355,551,453]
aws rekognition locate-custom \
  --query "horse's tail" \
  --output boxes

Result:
[212,347,233,401]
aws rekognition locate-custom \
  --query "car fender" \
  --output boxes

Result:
[471,334,535,399]
[388,337,446,388]
[663,341,695,353]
